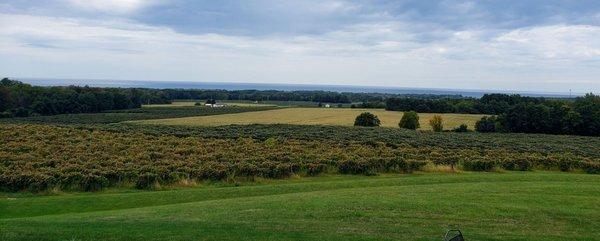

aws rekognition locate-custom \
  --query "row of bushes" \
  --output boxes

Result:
[1,124,598,192]
[2,156,598,192]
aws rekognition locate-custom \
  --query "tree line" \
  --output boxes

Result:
[0,78,171,117]
[0,77,463,117]
[161,89,461,103]
[474,94,599,136]
[385,93,551,114]
[386,93,599,136]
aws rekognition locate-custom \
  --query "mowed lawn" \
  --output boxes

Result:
[1,172,598,241]
[135,108,485,130]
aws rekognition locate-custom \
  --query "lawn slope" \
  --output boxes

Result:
[1,172,599,241]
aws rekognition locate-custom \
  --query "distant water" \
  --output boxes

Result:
[16,78,579,98]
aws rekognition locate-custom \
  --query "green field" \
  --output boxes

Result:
[1,172,598,241]
[135,108,485,130]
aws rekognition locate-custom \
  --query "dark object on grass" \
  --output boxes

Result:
[444,229,464,241]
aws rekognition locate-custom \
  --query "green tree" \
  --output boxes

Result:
[429,115,443,132]
[0,86,10,112]
[354,112,381,127]
[573,93,600,136]
[475,116,497,132]
[399,111,420,129]
[453,123,469,132]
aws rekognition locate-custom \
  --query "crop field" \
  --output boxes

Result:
[1,172,599,241]
[1,124,598,192]
[0,106,276,125]
[135,108,485,130]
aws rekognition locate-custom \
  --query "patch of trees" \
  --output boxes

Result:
[475,94,600,136]
[0,78,171,117]
[399,111,420,130]
[386,93,554,114]
[388,93,600,136]
[354,112,381,127]
[350,101,386,109]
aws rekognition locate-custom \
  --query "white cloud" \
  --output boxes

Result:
[66,0,165,14]
[494,25,600,59]
[0,13,599,92]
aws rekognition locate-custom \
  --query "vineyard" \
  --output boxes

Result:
[1,124,598,192]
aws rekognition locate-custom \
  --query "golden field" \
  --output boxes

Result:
[134,108,486,130]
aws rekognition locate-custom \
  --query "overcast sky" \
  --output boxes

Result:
[1,0,599,92]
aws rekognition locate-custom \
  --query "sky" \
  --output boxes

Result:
[0,0,599,93]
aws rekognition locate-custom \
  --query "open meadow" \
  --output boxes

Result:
[134,108,485,130]
[1,172,599,241]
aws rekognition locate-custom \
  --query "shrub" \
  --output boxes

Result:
[306,163,327,176]
[135,172,158,189]
[463,159,496,171]
[429,115,443,132]
[338,159,378,176]
[582,162,600,174]
[453,124,469,132]
[475,116,497,132]
[559,161,573,172]
[82,174,108,191]
[399,111,420,130]
[354,112,381,127]
[406,160,428,172]
[501,158,532,171]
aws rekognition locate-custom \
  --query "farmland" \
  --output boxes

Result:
[1,91,599,241]
[0,106,276,125]
[2,123,599,192]
[1,172,599,241]
[135,108,486,130]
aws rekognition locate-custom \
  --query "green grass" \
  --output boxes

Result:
[1,172,598,241]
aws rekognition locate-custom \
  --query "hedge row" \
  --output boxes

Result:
[1,124,598,192]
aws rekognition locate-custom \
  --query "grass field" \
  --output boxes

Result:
[134,108,485,130]
[1,172,598,241]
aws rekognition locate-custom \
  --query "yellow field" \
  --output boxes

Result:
[135,108,485,130]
